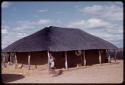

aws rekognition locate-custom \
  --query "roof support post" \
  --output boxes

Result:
[83,50,86,66]
[108,49,111,63]
[47,51,51,71]
[9,53,13,64]
[65,51,68,70]
[2,53,7,68]
[9,53,11,65]
[81,50,83,66]
[106,49,111,63]
[15,53,18,69]
[28,54,31,70]
[99,50,102,64]
[114,49,117,62]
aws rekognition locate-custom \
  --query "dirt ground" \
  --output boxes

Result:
[1,60,123,84]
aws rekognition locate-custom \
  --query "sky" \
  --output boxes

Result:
[2,1,123,49]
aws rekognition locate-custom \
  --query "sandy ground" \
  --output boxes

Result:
[2,60,123,84]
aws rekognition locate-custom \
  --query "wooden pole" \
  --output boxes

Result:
[99,50,102,64]
[15,53,18,69]
[9,53,11,65]
[47,51,50,71]
[28,54,31,70]
[114,50,117,62]
[2,53,7,68]
[83,50,86,66]
[65,51,68,69]
[81,51,83,66]
[107,49,111,63]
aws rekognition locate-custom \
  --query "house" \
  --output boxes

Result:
[2,26,118,70]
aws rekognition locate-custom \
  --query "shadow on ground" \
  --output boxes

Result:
[2,74,24,83]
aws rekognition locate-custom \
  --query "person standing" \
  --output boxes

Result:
[49,53,56,74]
[50,54,55,69]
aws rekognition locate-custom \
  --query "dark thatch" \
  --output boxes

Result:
[2,26,117,52]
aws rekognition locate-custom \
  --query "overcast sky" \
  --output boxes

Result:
[2,1,123,49]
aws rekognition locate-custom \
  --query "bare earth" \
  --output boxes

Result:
[2,60,123,84]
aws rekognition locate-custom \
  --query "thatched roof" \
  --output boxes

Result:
[2,26,117,52]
